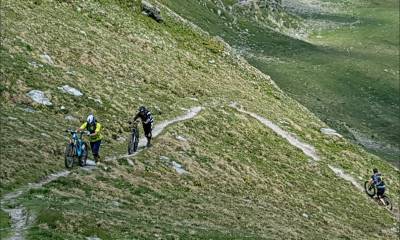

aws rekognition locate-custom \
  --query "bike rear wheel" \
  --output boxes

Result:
[65,143,75,169]
[128,130,139,154]
[364,181,376,197]
[382,196,393,210]
[79,142,88,167]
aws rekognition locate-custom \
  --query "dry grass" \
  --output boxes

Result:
[0,0,398,239]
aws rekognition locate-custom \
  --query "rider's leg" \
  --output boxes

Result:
[146,135,152,147]
[91,140,102,163]
[377,188,386,205]
[144,123,152,147]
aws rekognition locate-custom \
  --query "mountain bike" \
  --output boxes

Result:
[128,120,139,154]
[65,130,89,168]
[364,181,392,210]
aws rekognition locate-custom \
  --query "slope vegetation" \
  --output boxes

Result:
[160,0,400,165]
[0,0,398,239]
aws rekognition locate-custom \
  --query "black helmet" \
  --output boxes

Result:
[138,106,146,113]
[373,168,378,174]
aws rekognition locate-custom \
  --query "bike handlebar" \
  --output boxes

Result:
[65,129,91,135]
[128,120,140,125]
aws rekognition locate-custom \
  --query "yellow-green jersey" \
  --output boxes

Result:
[80,122,103,142]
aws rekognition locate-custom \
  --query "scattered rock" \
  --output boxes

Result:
[171,161,188,174]
[21,107,36,113]
[141,0,163,22]
[127,159,135,166]
[86,237,101,240]
[320,128,342,138]
[41,133,51,138]
[88,96,102,105]
[79,30,87,37]
[159,156,170,161]
[28,61,43,68]
[65,115,78,121]
[175,135,187,142]
[111,201,120,208]
[59,105,69,114]
[302,213,309,218]
[27,90,52,106]
[40,53,54,65]
[188,97,198,101]
[58,85,83,97]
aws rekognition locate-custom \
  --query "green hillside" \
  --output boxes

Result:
[160,0,400,165]
[0,0,398,239]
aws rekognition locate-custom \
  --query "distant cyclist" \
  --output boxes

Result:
[368,168,386,205]
[77,114,103,163]
[133,106,154,147]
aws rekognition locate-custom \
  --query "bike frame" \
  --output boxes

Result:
[69,131,86,157]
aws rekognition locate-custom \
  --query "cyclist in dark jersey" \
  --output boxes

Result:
[133,106,154,147]
[368,168,386,205]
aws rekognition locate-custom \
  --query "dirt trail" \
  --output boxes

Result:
[0,107,202,239]
[230,103,319,161]
[230,102,400,220]
[106,106,202,161]
[328,165,363,191]
[1,171,69,240]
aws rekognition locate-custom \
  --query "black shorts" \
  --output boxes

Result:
[143,123,152,138]
[377,187,385,197]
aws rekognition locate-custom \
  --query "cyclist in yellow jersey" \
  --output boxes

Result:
[77,114,103,163]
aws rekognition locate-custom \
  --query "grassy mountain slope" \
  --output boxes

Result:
[160,0,400,165]
[0,0,399,239]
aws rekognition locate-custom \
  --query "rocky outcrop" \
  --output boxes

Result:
[141,0,163,22]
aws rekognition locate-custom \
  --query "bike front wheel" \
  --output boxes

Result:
[128,130,139,154]
[65,143,75,169]
[364,181,376,197]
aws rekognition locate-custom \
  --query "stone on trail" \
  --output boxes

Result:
[27,90,52,106]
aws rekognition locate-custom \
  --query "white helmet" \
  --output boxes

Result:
[87,114,95,125]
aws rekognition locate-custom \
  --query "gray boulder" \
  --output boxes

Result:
[27,90,52,106]
[141,0,163,22]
